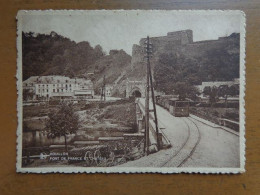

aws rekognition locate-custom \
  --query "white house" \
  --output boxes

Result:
[23,76,94,100]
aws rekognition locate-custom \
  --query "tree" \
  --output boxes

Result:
[23,89,34,101]
[173,82,199,101]
[203,86,211,96]
[218,84,239,107]
[173,82,187,100]
[209,86,218,106]
[187,85,200,101]
[218,85,229,107]
[203,86,218,106]
[22,32,106,81]
[46,102,80,152]
[228,84,239,96]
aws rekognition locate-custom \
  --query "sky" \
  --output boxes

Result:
[20,10,242,55]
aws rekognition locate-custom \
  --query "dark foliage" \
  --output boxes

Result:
[22,31,105,81]
[22,32,131,95]
[46,102,80,151]
[154,35,239,96]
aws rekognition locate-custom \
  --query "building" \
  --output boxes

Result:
[23,76,94,100]
[195,78,239,93]
[105,85,114,97]
[99,84,114,97]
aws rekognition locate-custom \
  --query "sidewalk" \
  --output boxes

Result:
[190,114,239,136]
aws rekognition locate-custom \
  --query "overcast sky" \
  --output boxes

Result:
[20,10,242,55]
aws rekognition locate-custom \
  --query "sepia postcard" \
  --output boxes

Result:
[16,10,246,173]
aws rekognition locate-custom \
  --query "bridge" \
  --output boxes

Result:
[120,98,240,167]
[135,98,171,152]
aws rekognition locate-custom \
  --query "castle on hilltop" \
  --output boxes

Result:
[130,30,240,78]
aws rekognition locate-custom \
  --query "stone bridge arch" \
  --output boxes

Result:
[130,87,142,97]
[126,79,146,98]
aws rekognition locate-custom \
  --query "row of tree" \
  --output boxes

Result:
[203,84,239,105]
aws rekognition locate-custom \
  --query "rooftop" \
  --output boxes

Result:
[23,75,92,85]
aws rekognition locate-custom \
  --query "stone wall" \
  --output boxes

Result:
[126,80,146,98]
[130,30,239,80]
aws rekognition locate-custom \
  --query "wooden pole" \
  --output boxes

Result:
[104,75,106,101]
[148,59,160,150]
[145,36,150,155]
[100,87,103,101]
[145,36,160,151]
[100,75,106,101]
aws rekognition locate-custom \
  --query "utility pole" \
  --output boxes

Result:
[144,36,160,154]
[145,36,150,155]
[148,57,160,151]
[100,75,106,101]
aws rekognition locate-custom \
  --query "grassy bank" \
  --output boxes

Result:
[23,99,137,133]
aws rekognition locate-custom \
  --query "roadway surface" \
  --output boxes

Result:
[120,98,240,168]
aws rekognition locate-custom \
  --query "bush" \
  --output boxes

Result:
[49,100,60,106]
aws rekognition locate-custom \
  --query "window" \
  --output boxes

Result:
[53,89,55,92]
[57,89,59,92]
[43,89,45,92]
[38,89,40,93]
[47,89,48,92]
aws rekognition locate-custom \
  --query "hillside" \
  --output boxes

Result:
[23,30,240,96]
[129,31,240,94]
[22,32,106,81]
[85,50,131,93]
[22,32,132,95]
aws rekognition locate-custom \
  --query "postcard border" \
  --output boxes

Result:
[16,9,246,174]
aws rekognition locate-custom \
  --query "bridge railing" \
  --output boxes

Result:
[219,118,239,132]
[190,108,239,132]
[136,99,171,150]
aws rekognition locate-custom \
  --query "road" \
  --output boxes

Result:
[119,98,240,168]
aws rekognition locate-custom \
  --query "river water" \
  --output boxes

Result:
[22,131,75,148]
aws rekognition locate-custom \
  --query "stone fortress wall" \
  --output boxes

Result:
[130,30,240,79]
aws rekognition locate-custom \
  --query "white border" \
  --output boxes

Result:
[16,10,246,174]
